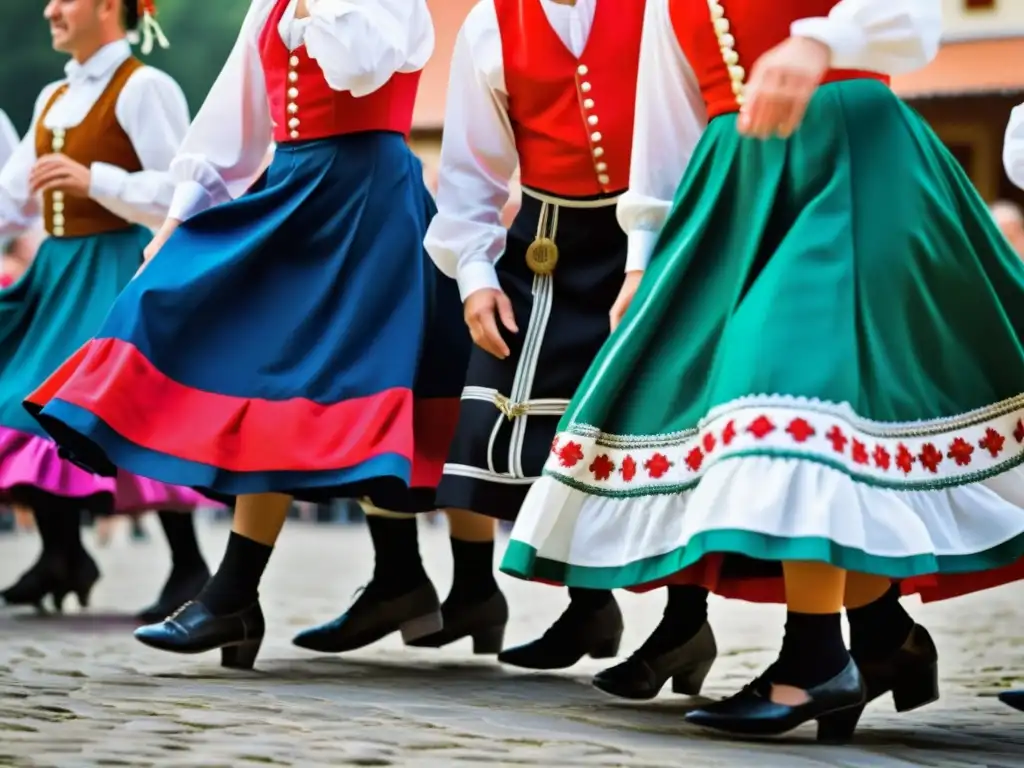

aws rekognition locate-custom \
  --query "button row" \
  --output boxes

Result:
[287,54,301,138]
[577,65,611,187]
[51,129,66,236]
[708,0,746,106]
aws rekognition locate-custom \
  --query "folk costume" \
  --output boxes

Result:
[999,103,1024,715]
[27,0,467,667]
[501,0,1024,739]
[0,110,22,284]
[0,32,213,616]
[294,0,717,695]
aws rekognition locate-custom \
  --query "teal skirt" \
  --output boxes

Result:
[501,80,1024,603]
[0,227,210,511]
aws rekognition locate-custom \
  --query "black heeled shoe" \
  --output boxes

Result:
[51,552,101,612]
[292,581,442,653]
[134,600,265,670]
[684,659,867,743]
[406,590,509,654]
[1,555,67,610]
[593,621,717,700]
[855,623,939,712]
[498,597,623,670]
[998,690,1024,712]
[136,564,212,624]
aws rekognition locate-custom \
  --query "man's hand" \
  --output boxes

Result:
[29,154,92,196]
[464,288,518,359]
[609,270,643,332]
[136,218,181,276]
[737,36,831,140]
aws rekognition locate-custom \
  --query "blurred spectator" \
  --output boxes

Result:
[991,200,1024,258]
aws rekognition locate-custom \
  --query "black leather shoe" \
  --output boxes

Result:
[136,564,212,624]
[498,597,623,670]
[134,600,265,669]
[292,581,442,653]
[855,623,939,712]
[999,690,1024,712]
[1,551,99,612]
[406,590,509,654]
[685,659,867,743]
[593,621,717,700]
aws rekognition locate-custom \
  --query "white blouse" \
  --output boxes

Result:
[0,111,18,171]
[1005,104,1024,190]
[619,0,944,272]
[0,40,190,238]
[425,0,610,301]
[167,0,434,223]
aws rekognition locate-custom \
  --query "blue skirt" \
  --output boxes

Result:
[28,132,470,509]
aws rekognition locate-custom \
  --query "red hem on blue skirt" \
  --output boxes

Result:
[27,337,460,488]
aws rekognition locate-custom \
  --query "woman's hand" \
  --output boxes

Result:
[137,218,181,276]
[738,37,831,140]
[609,270,644,332]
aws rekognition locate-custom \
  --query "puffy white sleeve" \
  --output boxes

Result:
[790,0,943,74]
[1005,105,1024,191]
[0,86,58,238]
[422,2,519,301]
[0,111,18,168]
[89,67,190,229]
[616,0,706,273]
[303,0,434,96]
[167,0,275,222]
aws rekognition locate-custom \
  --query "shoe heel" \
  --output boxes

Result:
[75,585,93,610]
[588,635,621,660]
[400,610,444,644]
[816,704,863,744]
[471,625,505,655]
[670,659,715,696]
[891,662,939,713]
[51,590,68,613]
[221,639,262,670]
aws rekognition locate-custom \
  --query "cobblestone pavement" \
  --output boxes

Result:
[0,518,1021,767]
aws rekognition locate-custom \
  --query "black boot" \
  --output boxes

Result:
[292,515,442,653]
[407,537,509,654]
[137,511,211,623]
[999,690,1024,711]
[135,531,271,669]
[593,586,716,700]
[1,499,99,612]
[685,612,867,742]
[498,588,622,670]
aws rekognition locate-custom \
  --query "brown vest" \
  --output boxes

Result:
[34,57,144,238]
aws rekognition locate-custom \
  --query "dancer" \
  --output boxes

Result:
[26,0,466,669]
[998,103,1024,715]
[296,0,717,698]
[0,0,211,615]
[500,0,1024,741]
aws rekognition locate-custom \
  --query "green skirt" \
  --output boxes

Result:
[500,80,1024,603]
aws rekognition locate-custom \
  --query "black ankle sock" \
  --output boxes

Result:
[43,497,89,562]
[568,587,613,611]
[366,515,428,597]
[847,584,915,662]
[196,531,272,615]
[447,538,498,604]
[772,611,850,689]
[157,510,207,574]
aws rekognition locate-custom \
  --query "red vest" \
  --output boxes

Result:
[259,0,421,143]
[495,0,644,198]
[669,0,890,121]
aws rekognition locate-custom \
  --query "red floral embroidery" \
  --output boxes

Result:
[620,455,637,482]
[873,445,891,470]
[918,442,942,473]
[644,452,673,478]
[722,420,737,445]
[588,454,615,481]
[685,447,704,471]
[550,437,559,455]
[747,416,775,438]
[947,437,973,467]
[851,439,868,465]
[702,433,716,453]
[979,428,1005,457]
[895,443,915,474]
[786,418,815,442]
[826,426,847,454]
[1015,420,1024,444]
[557,441,584,468]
